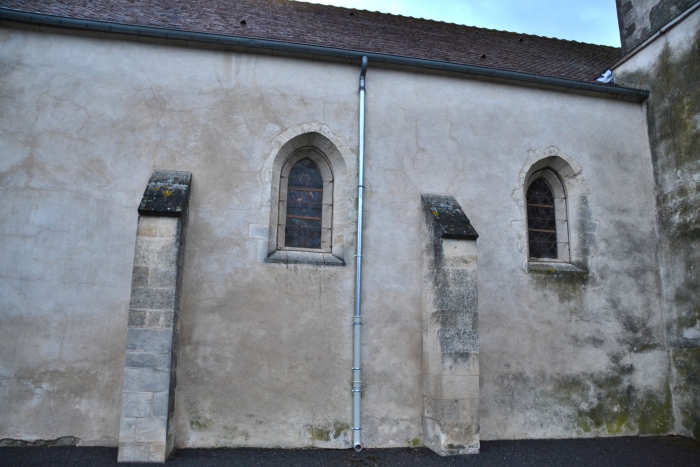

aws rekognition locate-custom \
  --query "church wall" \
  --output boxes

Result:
[366,68,669,441]
[614,6,700,438]
[0,25,667,448]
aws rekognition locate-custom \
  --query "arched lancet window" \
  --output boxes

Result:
[277,148,333,252]
[285,159,323,248]
[526,168,570,262]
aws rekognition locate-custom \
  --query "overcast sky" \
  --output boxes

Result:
[292,0,622,47]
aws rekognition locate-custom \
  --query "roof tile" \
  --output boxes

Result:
[0,0,621,82]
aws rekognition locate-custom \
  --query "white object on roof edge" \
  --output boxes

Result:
[596,69,614,83]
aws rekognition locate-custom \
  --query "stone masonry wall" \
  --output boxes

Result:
[118,170,191,462]
[614,7,700,438]
[118,216,182,462]
[616,0,698,53]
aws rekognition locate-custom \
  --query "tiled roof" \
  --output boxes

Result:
[0,0,621,82]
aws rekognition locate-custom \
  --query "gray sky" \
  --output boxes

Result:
[292,0,622,47]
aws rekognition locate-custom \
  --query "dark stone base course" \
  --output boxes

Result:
[1,437,699,466]
[0,437,79,447]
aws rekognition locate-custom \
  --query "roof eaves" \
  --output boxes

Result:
[0,7,649,102]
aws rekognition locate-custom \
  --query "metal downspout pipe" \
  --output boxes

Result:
[352,56,368,452]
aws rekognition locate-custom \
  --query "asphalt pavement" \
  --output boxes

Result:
[1,436,699,466]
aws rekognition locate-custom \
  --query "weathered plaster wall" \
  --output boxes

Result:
[614,7,700,438]
[0,24,667,448]
[365,68,667,440]
[0,26,360,449]
[0,30,139,446]
[616,0,699,53]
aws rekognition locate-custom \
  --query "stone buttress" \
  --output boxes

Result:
[421,194,480,455]
[117,171,191,463]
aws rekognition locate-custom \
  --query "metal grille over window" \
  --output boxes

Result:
[527,177,559,259]
[285,158,324,248]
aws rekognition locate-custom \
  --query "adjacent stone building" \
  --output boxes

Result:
[0,0,697,461]
[613,0,700,440]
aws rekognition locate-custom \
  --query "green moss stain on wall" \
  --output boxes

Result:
[555,358,673,436]
[332,421,350,440]
[308,426,331,442]
[494,353,674,438]
[221,425,250,443]
[637,389,674,435]
[553,358,636,435]
[189,417,209,431]
[304,421,350,445]
[672,348,700,437]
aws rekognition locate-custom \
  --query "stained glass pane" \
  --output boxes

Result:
[527,178,557,259]
[288,158,323,189]
[285,158,323,248]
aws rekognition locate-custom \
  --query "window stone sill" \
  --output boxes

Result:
[528,261,587,275]
[266,250,345,266]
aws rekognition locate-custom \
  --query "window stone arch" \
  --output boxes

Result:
[515,147,592,274]
[260,125,354,266]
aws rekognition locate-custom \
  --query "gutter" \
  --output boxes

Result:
[0,8,649,102]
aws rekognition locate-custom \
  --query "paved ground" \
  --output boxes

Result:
[1,436,699,466]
